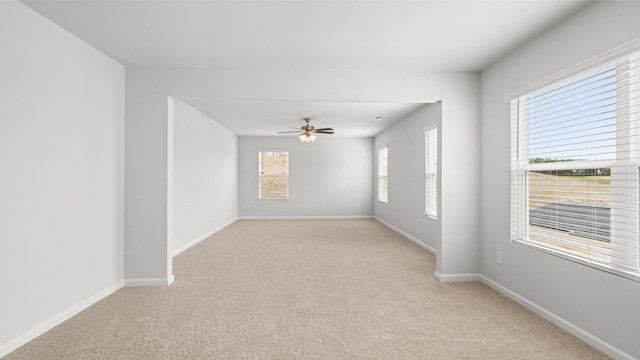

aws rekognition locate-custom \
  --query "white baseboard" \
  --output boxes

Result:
[173,217,238,257]
[433,271,482,282]
[239,215,374,220]
[124,275,174,287]
[0,280,124,359]
[480,275,635,360]
[374,217,437,254]
[374,218,483,284]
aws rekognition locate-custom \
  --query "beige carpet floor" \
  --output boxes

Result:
[5,219,608,359]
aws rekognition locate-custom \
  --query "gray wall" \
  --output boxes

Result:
[8,0,640,357]
[374,104,440,252]
[172,100,238,255]
[238,136,373,217]
[480,2,640,358]
[125,71,174,284]
[0,1,124,355]
[124,67,479,286]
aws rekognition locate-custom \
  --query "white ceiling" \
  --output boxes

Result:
[22,0,592,137]
[182,99,426,137]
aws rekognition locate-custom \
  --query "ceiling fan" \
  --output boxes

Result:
[278,117,334,142]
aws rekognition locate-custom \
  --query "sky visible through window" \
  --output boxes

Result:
[524,63,618,246]
[527,64,617,163]
[512,54,640,279]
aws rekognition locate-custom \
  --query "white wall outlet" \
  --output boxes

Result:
[496,250,503,265]
[416,219,420,227]
[253,204,257,210]
[321,203,325,209]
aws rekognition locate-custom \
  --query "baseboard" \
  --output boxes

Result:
[124,275,174,287]
[0,280,124,359]
[480,275,635,360]
[239,215,374,220]
[374,217,437,254]
[433,271,482,282]
[374,218,483,283]
[173,217,238,257]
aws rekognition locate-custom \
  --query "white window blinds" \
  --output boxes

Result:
[425,128,438,217]
[378,147,388,203]
[510,51,640,280]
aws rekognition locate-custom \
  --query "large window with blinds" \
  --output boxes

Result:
[510,51,640,280]
[259,150,289,199]
[425,128,438,218]
[378,146,388,203]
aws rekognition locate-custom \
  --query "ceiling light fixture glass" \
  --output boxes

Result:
[299,133,317,143]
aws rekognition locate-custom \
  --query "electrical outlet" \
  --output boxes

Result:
[416,219,420,227]
[321,203,325,209]
[496,251,503,265]
[253,204,257,210]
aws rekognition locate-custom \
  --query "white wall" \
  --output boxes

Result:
[374,103,440,253]
[172,100,238,255]
[238,136,373,217]
[0,1,125,357]
[480,2,640,358]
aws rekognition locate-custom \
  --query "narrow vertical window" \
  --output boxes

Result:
[378,146,388,203]
[425,128,438,217]
[259,151,289,199]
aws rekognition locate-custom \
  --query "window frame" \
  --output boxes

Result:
[258,150,289,200]
[377,146,388,203]
[510,52,640,281]
[425,127,438,218]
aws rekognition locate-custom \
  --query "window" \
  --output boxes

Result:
[425,128,438,217]
[510,51,640,280]
[378,146,388,203]
[259,151,288,199]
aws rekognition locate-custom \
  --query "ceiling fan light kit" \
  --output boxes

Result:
[299,133,317,143]
[278,117,334,143]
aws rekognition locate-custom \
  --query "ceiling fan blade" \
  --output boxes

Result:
[278,119,334,135]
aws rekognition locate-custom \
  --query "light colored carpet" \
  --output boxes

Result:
[5,219,608,359]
